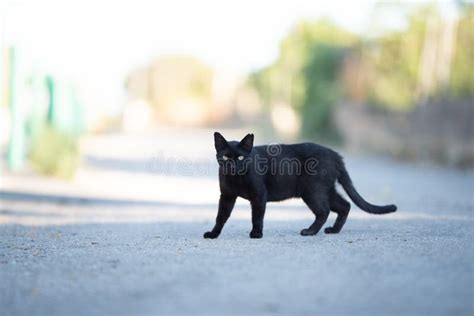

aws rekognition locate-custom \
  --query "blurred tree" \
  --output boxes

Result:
[250,19,356,141]
[363,4,474,109]
[250,5,473,143]
[449,6,474,98]
[363,7,430,109]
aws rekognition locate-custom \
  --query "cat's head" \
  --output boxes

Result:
[214,132,254,175]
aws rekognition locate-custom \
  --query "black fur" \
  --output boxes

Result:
[203,132,397,239]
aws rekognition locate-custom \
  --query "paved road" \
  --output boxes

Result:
[1,130,473,315]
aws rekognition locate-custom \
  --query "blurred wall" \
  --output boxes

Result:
[336,99,474,167]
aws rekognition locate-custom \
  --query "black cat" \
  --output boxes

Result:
[203,132,397,239]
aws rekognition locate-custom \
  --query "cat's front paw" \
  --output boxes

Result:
[249,230,263,239]
[203,231,219,239]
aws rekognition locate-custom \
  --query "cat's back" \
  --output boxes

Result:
[253,142,340,161]
[251,142,341,201]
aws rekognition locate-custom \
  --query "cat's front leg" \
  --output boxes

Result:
[203,194,237,239]
[249,195,267,239]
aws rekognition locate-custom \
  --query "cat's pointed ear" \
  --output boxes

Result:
[214,132,228,151]
[239,133,254,152]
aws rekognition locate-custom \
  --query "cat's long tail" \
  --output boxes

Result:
[337,164,397,214]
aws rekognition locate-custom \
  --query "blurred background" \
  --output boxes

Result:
[2,3,473,314]
[0,0,473,225]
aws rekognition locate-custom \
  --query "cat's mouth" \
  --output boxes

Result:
[219,162,247,176]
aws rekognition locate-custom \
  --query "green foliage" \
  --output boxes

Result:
[450,7,474,97]
[364,5,474,109]
[301,44,344,140]
[364,8,428,109]
[29,125,80,179]
[250,20,356,141]
[250,6,474,141]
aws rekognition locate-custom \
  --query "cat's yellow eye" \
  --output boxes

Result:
[238,156,244,161]
[222,156,229,161]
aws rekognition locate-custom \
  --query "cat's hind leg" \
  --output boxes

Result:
[325,191,351,234]
[300,192,330,236]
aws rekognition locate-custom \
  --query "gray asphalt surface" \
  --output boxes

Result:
[1,219,472,316]
[1,131,473,316]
